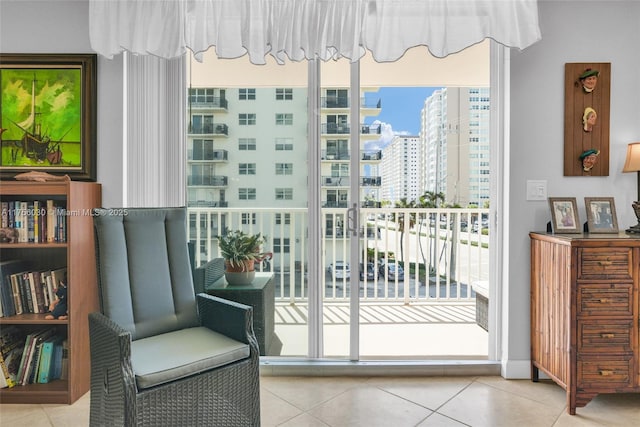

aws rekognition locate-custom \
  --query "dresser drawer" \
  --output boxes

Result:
[578,248,633,280]
[578,320,634,353]
[577,357,634,389]
[577,283,633,316]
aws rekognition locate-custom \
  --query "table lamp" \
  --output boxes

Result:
[622,142,640,233]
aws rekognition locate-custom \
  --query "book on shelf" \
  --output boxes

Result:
[59,339,69,380]
[50,339,64,381]
[42,271,55,309]
[9,273,24,315]
[17,328,56,386]
[21,272,34,314]
[36,336,64,384]
[28,271,46,314]
[1,201,8,228]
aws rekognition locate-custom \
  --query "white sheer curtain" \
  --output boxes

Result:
[90,0,541,63]
[124,54,186,207]
[91,0,539,207]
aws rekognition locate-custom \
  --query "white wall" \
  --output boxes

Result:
[505,0,640,377]
[0,0,124,207]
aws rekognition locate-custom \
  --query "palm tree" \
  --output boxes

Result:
[416,191,445,275]
[390,197,416,263]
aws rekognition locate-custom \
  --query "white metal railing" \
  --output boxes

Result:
[188,207,489,304]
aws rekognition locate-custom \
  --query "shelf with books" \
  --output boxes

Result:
[0,180,101,404]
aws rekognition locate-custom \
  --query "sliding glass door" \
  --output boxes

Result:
[187,40,493,360]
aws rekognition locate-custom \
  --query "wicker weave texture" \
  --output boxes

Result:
[89,293,261,426]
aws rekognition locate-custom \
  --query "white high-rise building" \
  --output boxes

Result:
[421,87,490,206]
[380,136,421,204]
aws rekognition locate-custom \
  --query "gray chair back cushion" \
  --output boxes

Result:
[93,207,199,340]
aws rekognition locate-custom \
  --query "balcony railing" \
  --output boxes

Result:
[189,123,229,136]
[188,150,229,162]
[320,97,382,109]
[322,176,349,186]
[361,150,382,161]
[188,207,490,305]
[189,97,228,110]
[188,200,229,207]
[187,175,228,186]
[322,150,350,161]
[321,123,382,135]
[361,176,381,186]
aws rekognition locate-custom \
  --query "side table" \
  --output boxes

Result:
[205,272,277,356]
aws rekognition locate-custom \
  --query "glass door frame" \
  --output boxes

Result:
[307,45,504,363]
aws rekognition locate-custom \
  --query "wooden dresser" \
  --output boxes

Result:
[529,232,640,414]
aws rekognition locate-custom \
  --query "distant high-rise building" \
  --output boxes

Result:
[420,87,490,206]
[380,136,421,204]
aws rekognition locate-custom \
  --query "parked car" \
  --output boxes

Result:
[379,262,404,281]
[471,219,489,233]
[328,261,350,280]
[359,262,377,281]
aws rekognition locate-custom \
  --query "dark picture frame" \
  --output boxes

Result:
[585,197,619,233]
[548,197,581,234]
[0,54,97,181]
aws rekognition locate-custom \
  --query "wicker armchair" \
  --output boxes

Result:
[89,208,260,426]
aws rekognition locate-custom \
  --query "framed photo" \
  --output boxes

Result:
[585,197,619,233]
[548,197,581,233]
[0,54,97,181]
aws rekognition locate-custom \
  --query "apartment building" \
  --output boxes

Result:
[380,135,421,204]
[421,87,490,207]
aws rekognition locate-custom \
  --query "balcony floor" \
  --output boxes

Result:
[274,301,488,359]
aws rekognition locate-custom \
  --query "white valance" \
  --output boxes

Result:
[90,0,541,63]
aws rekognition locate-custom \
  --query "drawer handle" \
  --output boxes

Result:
[598,260,613,266]
[599,298,611,303]
[600,333,615,339]
[599,370,614,376]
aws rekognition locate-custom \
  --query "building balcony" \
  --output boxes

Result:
[361,176,382,186]
[188,123,229,136]
[322,200,349,208]
[189,97,228,111]
[321,123,382,136]
[320,97,382,111]
[322,176,349,187]
[189,150,229,162]
[187,175,228,187]
[322,150,350,161]
[362,200,382,208]
[361,150,382,161]
[188,200,229,208]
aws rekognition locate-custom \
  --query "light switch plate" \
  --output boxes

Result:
[526,180,547,201]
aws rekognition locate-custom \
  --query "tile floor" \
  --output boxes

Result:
[1,375,639,426]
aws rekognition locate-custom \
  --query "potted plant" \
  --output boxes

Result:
[217,230,270,285]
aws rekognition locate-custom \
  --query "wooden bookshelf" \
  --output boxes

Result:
[0,181,101,404]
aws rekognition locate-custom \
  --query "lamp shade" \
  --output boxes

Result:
[622,142,640,172]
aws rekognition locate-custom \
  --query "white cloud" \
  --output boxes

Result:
[365,120,410,150]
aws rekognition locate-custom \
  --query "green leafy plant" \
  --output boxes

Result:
[216,230,268,270]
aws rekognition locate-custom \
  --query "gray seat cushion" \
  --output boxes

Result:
[130,326,250,389]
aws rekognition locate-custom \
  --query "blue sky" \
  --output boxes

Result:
[369,87,440,137]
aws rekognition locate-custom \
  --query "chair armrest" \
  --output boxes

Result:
[88,312,138,424]
[193,258,225,294]
[196,293,258,349]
